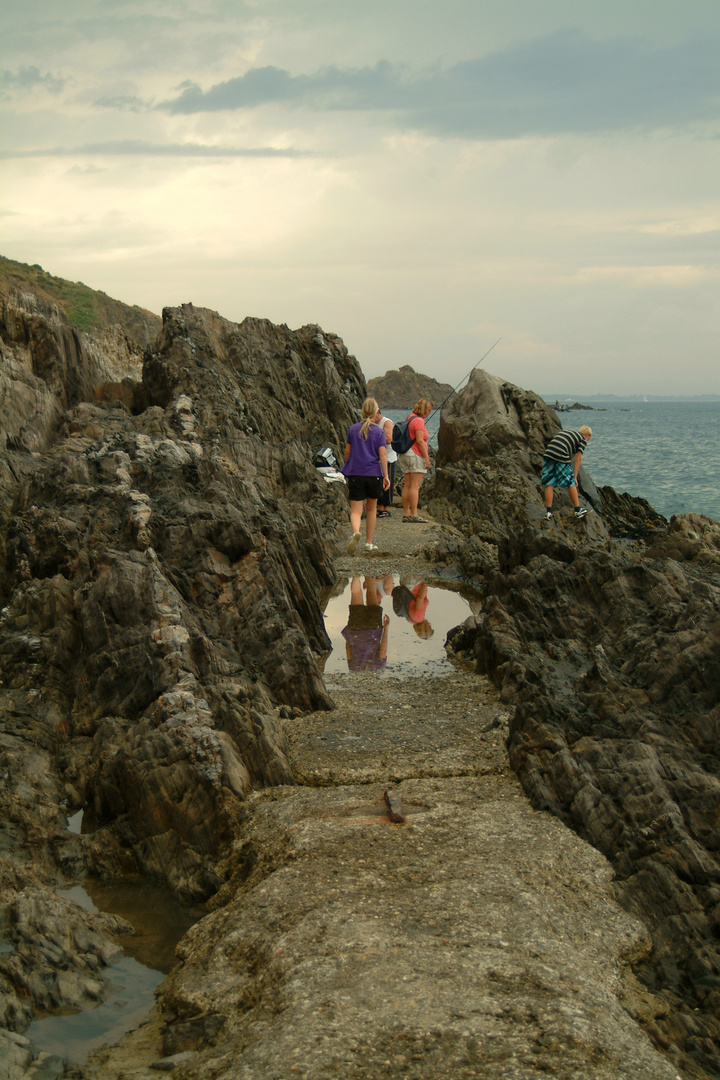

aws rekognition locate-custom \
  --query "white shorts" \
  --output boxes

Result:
[398,450,427,475]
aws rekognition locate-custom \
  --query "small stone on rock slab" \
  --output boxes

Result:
[150,1051,197,1072]
[384,787,405,823]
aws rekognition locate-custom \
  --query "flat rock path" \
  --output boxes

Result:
[88,513,681,1080]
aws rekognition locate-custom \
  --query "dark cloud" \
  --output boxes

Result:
[1,66,65,94]
[0,140,314,159]
[157,30,720,137]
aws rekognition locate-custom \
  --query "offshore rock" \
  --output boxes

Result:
[431,370,720,1079]
[367,363,454,410]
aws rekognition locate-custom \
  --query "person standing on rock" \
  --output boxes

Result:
[541,425,593,519]
[398,398,432,523]
[374,406,397,518]
[341,397,390,554]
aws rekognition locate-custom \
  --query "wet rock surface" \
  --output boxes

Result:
[85,520,679,1080]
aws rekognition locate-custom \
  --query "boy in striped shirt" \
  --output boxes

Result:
[541,425,593,520]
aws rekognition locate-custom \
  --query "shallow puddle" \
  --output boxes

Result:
[320,575,478,677]
[27,879,199,1064]
[28,953,162,1065]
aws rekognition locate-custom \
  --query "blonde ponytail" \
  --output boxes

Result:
[360,397,379,439]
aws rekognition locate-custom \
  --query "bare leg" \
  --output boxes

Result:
[365,499,378,544]
[406,474,423,517]
[401,475,411,516]
[544,486,554,509]
[364,576,380,605]
[349,500,364,533]
[349,577,363,605]
[568,485,579,509]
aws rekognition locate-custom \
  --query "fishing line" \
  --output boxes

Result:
[427,337,502,424]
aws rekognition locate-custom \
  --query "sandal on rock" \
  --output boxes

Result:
[407,516,427,523]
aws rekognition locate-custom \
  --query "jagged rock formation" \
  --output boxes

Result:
[1,266,716,1078]
[367,363,454,409]
[427,369,720,1080]
[0,277,368,1057]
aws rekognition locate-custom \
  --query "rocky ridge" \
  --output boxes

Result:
[0,280,372,1074]
[0,272,717,1079]
[424,369,720,1079]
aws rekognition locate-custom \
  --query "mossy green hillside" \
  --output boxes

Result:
[0,255,161,345]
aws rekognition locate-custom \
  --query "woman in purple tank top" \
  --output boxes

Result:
[341,397,390,555]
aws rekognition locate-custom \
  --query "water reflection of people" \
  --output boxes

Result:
[341,576,390,673]
[391,581,434,639]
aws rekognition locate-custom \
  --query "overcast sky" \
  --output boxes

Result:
[1,0,718,395]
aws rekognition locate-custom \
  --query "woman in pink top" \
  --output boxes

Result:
[397,398,432,522]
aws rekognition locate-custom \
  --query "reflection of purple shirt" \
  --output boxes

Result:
[341,626,387,672]
[341,422,385,477]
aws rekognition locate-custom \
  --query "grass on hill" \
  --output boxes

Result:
[0,255,162,344]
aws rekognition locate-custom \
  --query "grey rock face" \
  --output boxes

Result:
[0,291,366,1029]
[430,369,720,1078]
[426,369,606,555]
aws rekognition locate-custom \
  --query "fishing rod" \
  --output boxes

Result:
[426,337,502,424]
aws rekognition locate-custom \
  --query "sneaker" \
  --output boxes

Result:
[364,542,379,552]
[347,531,361,554]
[545,509,553,520]
[574,507,591,519]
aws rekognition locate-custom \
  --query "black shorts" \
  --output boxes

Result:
[347,603,383,630]
[347,475,383,501]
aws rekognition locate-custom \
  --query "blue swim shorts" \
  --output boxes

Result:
[541,458,576,488]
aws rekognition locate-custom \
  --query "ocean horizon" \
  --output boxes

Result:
[384,401,720,523]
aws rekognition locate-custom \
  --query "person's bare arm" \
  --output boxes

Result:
[383,418,393,444]
[379,445,390,489]
[573,450,583,481]
[344,442,351,463]
[379,614,390,659]
[415,432,431,468]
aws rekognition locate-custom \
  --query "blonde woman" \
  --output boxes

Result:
[398,398,432,522]
[340,398,390,554]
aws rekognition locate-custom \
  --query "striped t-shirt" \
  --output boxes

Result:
[543,430,588,463]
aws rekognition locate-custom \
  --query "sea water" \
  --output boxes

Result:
[384,402,720,522]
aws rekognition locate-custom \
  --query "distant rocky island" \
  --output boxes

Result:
[550,399,594,412]
[367,363,454,409]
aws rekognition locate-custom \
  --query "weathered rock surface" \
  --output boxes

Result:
[424,369,720,1079]
[86,560,681,1080]
[367,364,454,410]
[0,267,712,1079]
[0,278,369,1053]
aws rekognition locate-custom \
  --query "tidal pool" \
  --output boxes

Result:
[320,574,478,677]
[27,879,199,1064]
